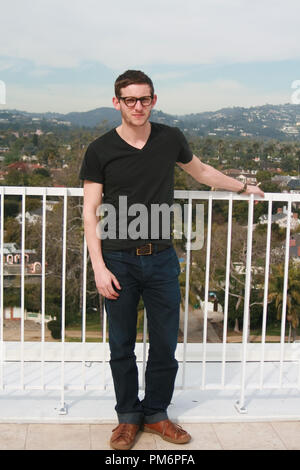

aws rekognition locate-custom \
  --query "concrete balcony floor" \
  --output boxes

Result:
[1,360,300,450]
[1,421,300,450]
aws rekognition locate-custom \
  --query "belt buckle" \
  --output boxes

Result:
[136,243,153,256]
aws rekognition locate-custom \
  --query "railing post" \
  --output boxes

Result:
[260,198,272,388]
[221,194,233,387]
[142,308,148,390]
[81,236,87,389]
[0,187,4,390]
[41,189,47,389]
[235,194,254,414]
[102,305,108,390]
[20,188,26,390]
[58,189,68,415]
[182,196,192,389]
[279,198,292,386]
[202,194,212,388]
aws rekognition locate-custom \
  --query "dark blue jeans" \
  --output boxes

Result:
[103,246,181,425]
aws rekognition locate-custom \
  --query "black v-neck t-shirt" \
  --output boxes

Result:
[79,122,193,250]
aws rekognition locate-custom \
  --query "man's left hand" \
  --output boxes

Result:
[244,185,265,198]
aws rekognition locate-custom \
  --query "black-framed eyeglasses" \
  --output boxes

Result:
[119,96,153,108]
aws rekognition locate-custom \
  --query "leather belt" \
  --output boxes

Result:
[125,243,170,256]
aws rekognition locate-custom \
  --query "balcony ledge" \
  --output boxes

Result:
[0,358,300,424]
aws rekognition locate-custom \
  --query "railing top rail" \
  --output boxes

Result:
[174,190,300,202]
[0,186,83,197]
[1,186,300,202]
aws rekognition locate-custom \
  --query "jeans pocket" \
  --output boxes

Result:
[155,247,181,278]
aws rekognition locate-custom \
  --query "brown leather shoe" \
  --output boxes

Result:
[143,419,191,444]
[110,423,140,450]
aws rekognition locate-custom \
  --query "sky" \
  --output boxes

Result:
[0,0,300,115]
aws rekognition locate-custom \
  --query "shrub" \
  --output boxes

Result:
[47,320,61,340]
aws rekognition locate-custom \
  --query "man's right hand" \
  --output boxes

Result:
[94,265,121,300]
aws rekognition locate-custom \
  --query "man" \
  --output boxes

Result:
[79,70,264,450]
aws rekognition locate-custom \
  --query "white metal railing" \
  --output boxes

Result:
[0,186,300,417]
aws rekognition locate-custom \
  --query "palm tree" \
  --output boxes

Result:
[268,263,300,342]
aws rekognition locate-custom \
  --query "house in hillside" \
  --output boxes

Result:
[2,242,42,274]
[289,233,300,260]
[259,206,300,230]
[15,200,59,225]
[271,175,293,188]
[223,169,257,185]
[287,178,300,194]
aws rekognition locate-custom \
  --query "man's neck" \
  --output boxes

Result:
[116,121,151,149]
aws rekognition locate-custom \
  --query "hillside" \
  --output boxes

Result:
[1,103,300,141]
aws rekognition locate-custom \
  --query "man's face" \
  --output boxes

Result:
[113,83,157,128]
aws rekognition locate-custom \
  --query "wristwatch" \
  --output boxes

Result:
[237,182,247,194]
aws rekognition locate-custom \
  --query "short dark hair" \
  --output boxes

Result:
[114,70,154,98]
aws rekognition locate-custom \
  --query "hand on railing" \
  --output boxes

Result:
[244,184,265,198]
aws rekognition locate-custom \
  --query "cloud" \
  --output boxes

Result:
[0,0,299,113]
[1,0,300,70]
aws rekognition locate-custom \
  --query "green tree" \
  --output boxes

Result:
[268,262,300,341]
[3,169,30,186]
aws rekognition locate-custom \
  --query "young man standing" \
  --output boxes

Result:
[79,70,264,450]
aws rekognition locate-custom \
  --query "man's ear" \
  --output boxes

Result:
[151,94,158,108]
[112,96,120,110]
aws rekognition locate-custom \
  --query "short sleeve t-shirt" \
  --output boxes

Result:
[79,122,193,250]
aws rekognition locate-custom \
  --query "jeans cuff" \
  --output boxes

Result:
[117,412,144,425]
[143,411,168,424]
